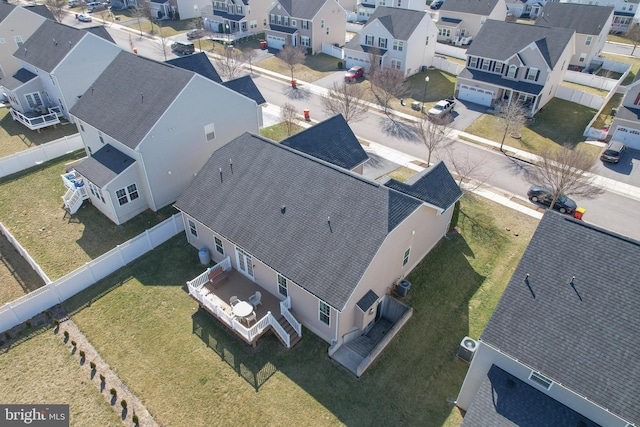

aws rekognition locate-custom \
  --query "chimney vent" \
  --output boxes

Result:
[219,167,223,182]
[281,205,286,214]
[229,159,233,174]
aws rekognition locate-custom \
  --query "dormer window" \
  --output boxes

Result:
[481,60,491,71]
[469,57,478,68]
[526,67,539,82]
[494,62,503,74]
[506,65,517,78]
[365,34,374,45]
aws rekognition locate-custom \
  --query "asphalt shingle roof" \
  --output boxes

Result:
[70,51,194,150]
[23,5,55,19]
[280,114,368,170]
[356,289,379,311]
[461,365,600,427]
[84,26,116,44]
[384,162,462,211]
[458,68,544,95]
[534,3,613,35]
[0,2,15,21]
[366,7,427,40]
[0,68,37,90]
[466,20,574,68]
[615,105,640,122]
[75,144,136,187]
[174,133,424,311]
[440,0,501,15]
[222,75,266,105]
[481,211,640,424]
[277,0,326,19]
[165,52,223,83]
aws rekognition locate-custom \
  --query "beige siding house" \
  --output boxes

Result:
[436,0,507,45]
[608,76,640,150]
[176,129,462,376]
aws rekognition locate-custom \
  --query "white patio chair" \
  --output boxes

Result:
[244,311,257,326]
[248,291,262,307]
[229,295,239,306]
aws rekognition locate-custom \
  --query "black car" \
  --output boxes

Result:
[430,0,444,9]
[527,185,577,214]
[171,41,195,55]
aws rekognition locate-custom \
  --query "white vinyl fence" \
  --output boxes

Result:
[556,86,607,110]
[322,43,344,60]
[431,56,464,76]
[0,133,83,179]
[0,213,185,333]
[563,70,619,92]
[0,222,50,284]
[434,43,467,61]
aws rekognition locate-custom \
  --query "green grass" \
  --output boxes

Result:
[0,153,178,280]
[387,166,418,182]
[59,194,537,427]
[0,108,79,158]
[592,93,624,129]
[255,53,342,82]
[260,122,305,142]
[601,53,640,85]
[465,98,601,157]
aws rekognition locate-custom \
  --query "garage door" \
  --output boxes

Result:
[345,55,369,71]
[267,35,285,50]
[612,126,640,150]
[457,84,493,106]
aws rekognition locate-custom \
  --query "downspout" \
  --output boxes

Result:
[137,153,158,211]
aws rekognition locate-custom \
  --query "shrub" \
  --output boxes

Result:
[132,414,139,425]
[79,350,85,358]
[110,388,117,396]
[45,310,51,318]
[25,320,31,329]
[338,61,343,69]
[54,319,60,326]
[90,362,96,370]
[71,340,77,347]
[99,374,106,383]
[63,331,69,338]
[120,400,127,409]
[4,332,10,340]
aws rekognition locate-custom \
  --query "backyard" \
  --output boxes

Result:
[30,193,541,427]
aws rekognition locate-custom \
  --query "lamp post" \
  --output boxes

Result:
[422,76,430,114]
[225,23,230,47]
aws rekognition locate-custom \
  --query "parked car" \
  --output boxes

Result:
[430,0,444,9]
[87,2,106,12]
[527,185,577,214]
[171,41,195,55]
[344,66,364,82]
[77,13,92,22]
[428,97,455,120]
[68,0,81,7]
[600,140,626,163]
[187,29,205,40]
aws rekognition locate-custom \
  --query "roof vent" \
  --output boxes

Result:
[229,159,233,174]
[327,215,332,233]
[456,336,477,363]
[53,38,57,45]
[219,167,223,182]
[281,205,286,214]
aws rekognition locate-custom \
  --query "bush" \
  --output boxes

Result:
[79,350,85,358]
[45,310,51,318]
[132,414,139,425]
[110,388,117,396]
[90,362,96,370]
[71,340,77,347]
[63,331,69,338]
[54,319,60,326]
[120,400,127,409]
[99,374,106,383]
[338,61,343,69]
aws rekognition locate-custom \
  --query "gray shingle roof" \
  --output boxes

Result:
[0,68,37,90]
[615,105,640,122]
[75,144,136,187]
[280,114,368,170]
[466,20,574,68]
[440,0,501,15]
[384,162,462,211]
[458,68,544,95]
[174,133,423,311]
[0,2,16,21]
[165,52,222,83]
[70,51,194,150]
[343,34,388,55]
[84,25,116,44]
[534,3,613,35]
[356,289,379,311]
[23,5,55,19]
[222,75,266,105]
[461,365,600,427]
[437,17,463,27]
[481,211,640,424]
[277,0,326,19]
[367,6,427,41]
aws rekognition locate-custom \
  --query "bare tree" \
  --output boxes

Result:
[280,103,299,136]
[131,4,147,37]
[155,20,169,61]
[140,0,156,34]
[277,45,306,82]
[321,81,369,124]
[215,46,245,80]
[625,23,640,55]
[444,147,492,193]
[527,143,601,212]
[243,48,257,75]
[413,114,452,165]
[367,46,382,80]
[370,68,408,118]
[497,100,527,151]
[98,7,111,23]
[46,0,67,22]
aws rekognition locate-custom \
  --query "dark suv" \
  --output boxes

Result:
[527,185,577,214]
[171,41,195,55]
[600,140,626,163]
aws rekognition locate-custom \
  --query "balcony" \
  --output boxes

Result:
[187,257,302,348]
[10,106,62,131]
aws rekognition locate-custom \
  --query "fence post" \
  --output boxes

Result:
[117,244,127,266]
[145,229,153,250]
[48,282,63,303]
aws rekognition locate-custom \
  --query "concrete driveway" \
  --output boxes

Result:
[449,99,487,131]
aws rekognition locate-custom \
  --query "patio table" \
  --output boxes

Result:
[233,301,253,318]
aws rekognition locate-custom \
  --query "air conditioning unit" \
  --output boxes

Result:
[456,336,478,363]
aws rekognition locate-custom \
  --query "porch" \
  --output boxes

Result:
[187,257,302,348]
[10,106,62,131]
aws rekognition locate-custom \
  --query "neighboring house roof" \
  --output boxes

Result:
[0,68,37,90]
[366,7,427,41]
[213,10,245,21]
[277,0,326,19]
[615,105,640,123]
[0,2,15,21]
[13,20,112,73]
[481,211,640,424]
[150,0,169,4]
[279,114,368,170]
[461,365,600,427]
[437,17,463,27]
[174,132,430,311]
[534,3,613,35]
[70,51,195,150]
[84,26,116,43]
[23,5,55,19]
[267,24,298,34]
[385,162,463,212]
[221,75,266,105]
[458,68,544,95]
[165,52,223,83]
[75,144,136,187]
[440,0,501,15]
[466,20,574,68]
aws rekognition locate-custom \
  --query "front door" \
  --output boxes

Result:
[235,247,254,280]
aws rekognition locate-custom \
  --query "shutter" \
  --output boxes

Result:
[535,70,540,81]
[467,56,471,66]
[514,68,519,79]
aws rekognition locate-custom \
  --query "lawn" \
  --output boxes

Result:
[260,122,305,142]
[465,98,601,157]
[0,232,46,305]
[601,52,640,85]
[592,93,624,129]
[0,153,178,281]
[255,53,342,82]
[0,108,79,158]
[0,330,122,426]
[59,194,538,427]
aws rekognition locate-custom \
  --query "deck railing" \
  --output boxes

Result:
[10,107,61,131]
[187,256,232,290]
[280,296,302,337]
[269,314,290,348]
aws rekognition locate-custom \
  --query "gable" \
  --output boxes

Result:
[367,6,427,40]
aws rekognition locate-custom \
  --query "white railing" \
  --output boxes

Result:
[269,314,290,348]
[186,256,232,290]
[10,108,61,131]
[0,134,83,179]
[280,296,302,337]
[62,186,88,214]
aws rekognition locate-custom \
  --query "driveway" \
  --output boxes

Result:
[449,99,486,131]
[590,146,640,186]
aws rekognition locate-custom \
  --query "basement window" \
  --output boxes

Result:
[529,371,553,390]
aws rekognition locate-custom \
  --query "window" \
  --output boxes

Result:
[506,65,517,78]
[116,183,139,206]
[326,26,330,35]
[204,123,215,141]
[438,28,450,37]
[89,183,105,203]
[481,60,491,71]
[98,131,104,144]
[397,0,401,5]
[378,37,387,49]
[277,274,288,297]
[379,0,386,4]
[526,67,538,81]
[49,75,56,86]
[319,301,330,325]
[250,20,257,29]
[0,38,5,44]
[276,15,282,25]
[391,59,402,70]
[214,236,224,254]
[480,16,486,24]
[283,16,289,26]
[585,36,592,46]
[237,5,242,13]
[301,36,310,47]
[79,121,85,132]
[188,219,198,237]
[116,188,128,206]
[25,92,42,109]
[302,20,309,29]
[494,62,503,74]
[579,53,586,62]
[393,40,404,51]
[263,18,267,26]
[14,35,23,47]
[270,14,275,24]
[127,183,139,201]
[365,34,374,45]
[468,57,478,68]
[529,371,553,390]
[403,247,411,266]
[291,19,296,27]
[425,36,429,45]
[321,19,325,28]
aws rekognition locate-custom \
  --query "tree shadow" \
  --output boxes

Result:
[121,408,128,420]
[362,152,401,180]
[377,116,418,141]
[111,395,117,406]
[283,86,311,100]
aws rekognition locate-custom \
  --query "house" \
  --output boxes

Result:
[0,4,53,79]
[607,76,640,149]
[505,0,545,19]
[63,51,261,224]
[535,3,613,71]
[356,0,432,22]
[279,114,368,174]
[455,20,574,115]
[147,0,174,20]
[456,211,640,426]
[264,0,347,54]
[436,0,508,45]
[343,6,438,75]
[200,0,272,37]
[177,131,461,375]
[559,0,640,33]
[4,20,120,131]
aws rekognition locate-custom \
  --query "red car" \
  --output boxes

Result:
[344,66,364,82]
